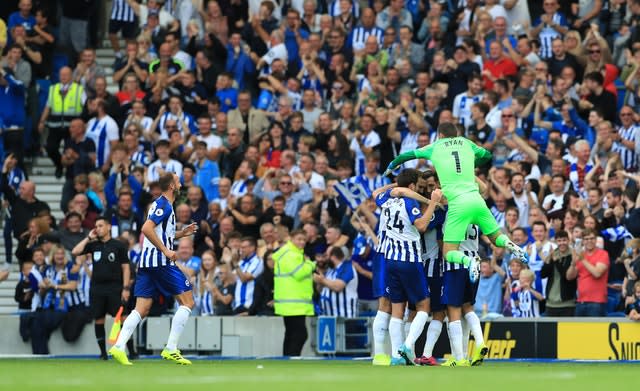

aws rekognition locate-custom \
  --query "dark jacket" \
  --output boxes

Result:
[541,250,577,302]
[1,173,50,239]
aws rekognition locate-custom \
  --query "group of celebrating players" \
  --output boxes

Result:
[370,122,528,367]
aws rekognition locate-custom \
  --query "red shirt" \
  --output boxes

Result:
[116,90,146,106]
[576,248,609,303]
[482,56,518,89]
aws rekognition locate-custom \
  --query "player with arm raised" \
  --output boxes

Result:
[109,173,198,366]
[384,122,528,281]
[374,169,443,366]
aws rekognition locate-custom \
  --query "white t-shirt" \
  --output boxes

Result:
[307,171,326,191]
[174,50,192,70]
[452,92,483,130]
[261,43,288,66]
[512,190,539,228]
[138,5,175,28]
[147,159,183,182]
[86,115,120,168]
[501,0,531,35]
[188,133,223,151]
[542,193,565,214]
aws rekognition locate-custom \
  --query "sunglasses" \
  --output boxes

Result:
[589,50,601,54]
[280,182,293,185]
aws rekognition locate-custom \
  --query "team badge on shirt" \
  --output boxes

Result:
[93,251,102,262]
[412,208,420,215]
[155,209,164,216]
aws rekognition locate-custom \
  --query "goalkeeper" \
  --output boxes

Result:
[384,122,528,280]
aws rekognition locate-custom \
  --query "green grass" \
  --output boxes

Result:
[0,359,638,391]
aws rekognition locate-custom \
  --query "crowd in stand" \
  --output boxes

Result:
[2,0,640,342]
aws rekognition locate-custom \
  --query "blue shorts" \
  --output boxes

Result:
[386,261,429,304]
[372,252,387,298]
[442,269,478,307]
[427,276,445,312]
[134,264,193,298]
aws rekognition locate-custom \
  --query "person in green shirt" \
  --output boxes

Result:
[384,122,529,281]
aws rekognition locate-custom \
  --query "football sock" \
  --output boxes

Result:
[115,310,141,351]
[389,317,404,358]
[461,318,470,358]
[495,234,510,248]
[465,311,485,346]
[405,311,428,349]
[166,306,191,351]
[404,321,412,342]
[424,319,442,358]
[448,320,464,361]
[372,311,391,356]
[446,250,471,266]
[95,323,106,356]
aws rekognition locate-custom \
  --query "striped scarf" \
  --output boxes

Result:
[569,162,592,198]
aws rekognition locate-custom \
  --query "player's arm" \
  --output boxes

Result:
[175,222,198,239]
[414,189,442,232]
[384,146,433,175]
[372,183,397,199]
[468,140,492,166]
[391,187,442,210]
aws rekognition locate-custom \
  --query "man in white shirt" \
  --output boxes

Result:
[127,0,177,30]
[349,114,380,176]
[256,30,288,72]
[85,98,120,172]
[184,114,222,161]
[298,153,325,191]
[542,174,567,214]
[165,30,192,69]
[147,140,183,182]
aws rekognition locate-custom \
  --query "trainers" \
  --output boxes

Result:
[468,255,481,283]
[441,358,470,367]
[372,353,391,366]
[414,356,438,366]
[398,344,416,366]
[161,348,192,365]
[471,343,488,366]
[108,346,132,366]
[390,356,406,366]
[506,241,529,264]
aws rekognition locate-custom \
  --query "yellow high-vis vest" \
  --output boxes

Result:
[47,82,84,128]
[273,241,316,316]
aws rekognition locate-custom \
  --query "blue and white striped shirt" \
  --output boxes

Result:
[86,115,119,168]
[350,26,384,51]
[422,208,446,278]
[452,93,482,130]
[615,125,638,171]
[444,224,479,272]
[375,189,423,263]
[111,0,136,22]
[140,195,176,268]
[233,254,264,311]
[42,262,84,310]
[534,12,568,59]
[321,261,358,318]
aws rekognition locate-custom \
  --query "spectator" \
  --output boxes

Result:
[73,48,106,98]
[541,230,577,316]
[212,262,236,316]
[250,250,275,316]
[315,245,358,317]
[254,169,312,220]
[626,281,640,321]
[175,237,202,283]
[530,0,569,59]
[1,160,50,242]
[54,212,89,251]
[229,194,262,239]
[511,269,544,317]
[228,90,270,145]
[39,66,86,178]
[147,140,183,182]
[567,228,609,316]
[105,191,142,237]
[15,216,49,264]
[232,237,263,315]
[0,55,27,164]
[474,258,503,317]
[219,128,246,179]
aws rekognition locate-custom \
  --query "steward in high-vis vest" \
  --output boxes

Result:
[38,66,86,178]
[273,229,315,356]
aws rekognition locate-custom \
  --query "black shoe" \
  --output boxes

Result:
[99,354,108,361]
[55,167,63,179]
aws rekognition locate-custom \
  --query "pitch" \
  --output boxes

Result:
[0,359,637,391]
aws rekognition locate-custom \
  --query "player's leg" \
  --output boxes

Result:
[110,269,155,365]
[372,253,391,365]
[405,305,416,341]
[442,270,469,366]
[398,262,430,365]
[386,262,407,365]
[417,275,445,365]
[462,275,487,366]
[476,204,528,263]
[160,264,194,365]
